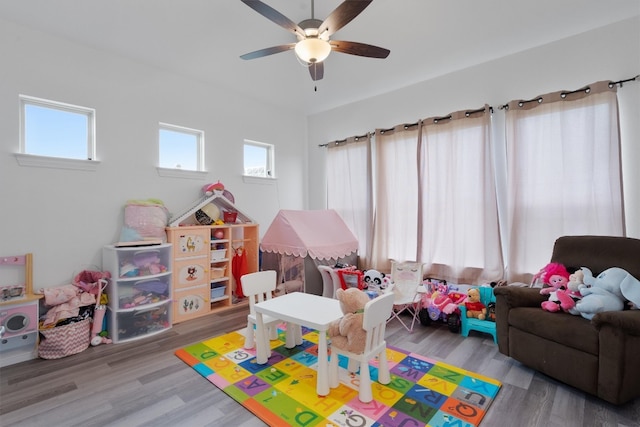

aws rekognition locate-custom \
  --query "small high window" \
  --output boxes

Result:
[244,140,274,178]
[20,95,95,160]
[159,123,204,171]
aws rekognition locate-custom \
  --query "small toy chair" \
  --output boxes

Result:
[242,270,301,349]
[386,261,424,333]
[317,265,342,299]
[459,286,497,343]
[329,291,395,403]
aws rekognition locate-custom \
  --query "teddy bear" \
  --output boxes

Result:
[328,288,371,354]
[464,288,487,320]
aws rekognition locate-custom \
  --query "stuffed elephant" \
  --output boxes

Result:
[575,267,640,320]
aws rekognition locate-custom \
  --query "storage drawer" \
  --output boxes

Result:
[173,286,209,324]
[210,282,227,300]
[111,246,171,279]
[115,277,171,309]
[172,229,209,257]
[108,300,171,343]
[210,249,227,262]
[174,258,209,288]
[210,266,226,279]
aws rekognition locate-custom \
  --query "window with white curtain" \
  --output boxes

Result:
[505,82,623,282]
[326,135,372,267]
[418,109,502,284]
[325,80,625,284]
[372,125,421,271]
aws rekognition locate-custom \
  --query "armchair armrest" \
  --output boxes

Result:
[592,310,640,336]
[493,286,547,308]
[494,286,547,355]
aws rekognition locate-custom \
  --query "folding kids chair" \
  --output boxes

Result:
[386,261,424,333]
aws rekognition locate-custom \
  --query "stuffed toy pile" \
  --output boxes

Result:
[328,288,370,354]
[534,262,640,319]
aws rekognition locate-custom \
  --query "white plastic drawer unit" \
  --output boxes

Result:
[102,243,173,343]
[107,300,171,343]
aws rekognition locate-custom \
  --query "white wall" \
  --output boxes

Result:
[2,17,638,290]
[307,17,640,239]
[0,19,307,289]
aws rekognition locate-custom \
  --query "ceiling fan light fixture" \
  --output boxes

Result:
[294,38,331,63]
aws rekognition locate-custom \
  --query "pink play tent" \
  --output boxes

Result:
[260,209,359,295]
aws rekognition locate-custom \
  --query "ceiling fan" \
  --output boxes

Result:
[239,0,390,82]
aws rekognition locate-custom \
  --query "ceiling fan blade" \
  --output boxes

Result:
[241,0,306,38]
[240,44,296,60]
[319,0,373,37]
[309,62,324,81]
[330,40,390,58]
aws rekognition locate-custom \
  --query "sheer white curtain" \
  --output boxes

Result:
[371,124,420,271]
[505,81,624,282]
[418,108,503,284]
[326,135,372,267]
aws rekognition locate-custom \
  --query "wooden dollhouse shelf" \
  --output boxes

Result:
[168,194,254,227]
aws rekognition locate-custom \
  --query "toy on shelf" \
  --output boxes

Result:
[168,184,252,227]
[203,181,225,196]
[195,203,220,225]
[418,279,467,332]
[120,199,169,243]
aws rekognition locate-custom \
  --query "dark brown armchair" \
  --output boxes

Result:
[494,235,640,405]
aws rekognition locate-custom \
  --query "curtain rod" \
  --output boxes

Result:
[320,107,492,146]
[498,73,639,110]
[321,74,638,147]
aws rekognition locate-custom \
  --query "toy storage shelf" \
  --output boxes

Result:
[1,253,42,367]
[102,243,173,343]
[0,298,40,367]
[166,223,258,324]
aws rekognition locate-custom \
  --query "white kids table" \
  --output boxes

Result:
[254,292,343,396]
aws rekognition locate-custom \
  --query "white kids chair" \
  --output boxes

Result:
[328,291,395,403]
[317,265,342,298]
[242,270,282,349]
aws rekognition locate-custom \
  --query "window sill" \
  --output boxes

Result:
[157,167,208,179]
[242,175,277,185]
[15,153,100,171]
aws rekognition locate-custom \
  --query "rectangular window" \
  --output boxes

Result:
[20,95,95,160]
[159,123,204,171]
[244,140,274,178]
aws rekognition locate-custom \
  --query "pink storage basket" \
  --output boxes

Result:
[39,318,91,359]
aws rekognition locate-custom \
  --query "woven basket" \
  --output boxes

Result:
[39,318,91,359]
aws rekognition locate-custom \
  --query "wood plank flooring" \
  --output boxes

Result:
[1,305,639,427]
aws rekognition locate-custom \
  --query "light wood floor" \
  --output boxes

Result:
[1,305,639,427]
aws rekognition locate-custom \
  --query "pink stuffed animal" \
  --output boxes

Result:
[537,263,571,312]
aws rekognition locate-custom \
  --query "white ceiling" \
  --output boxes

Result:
[1,0,638,115]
